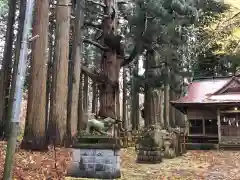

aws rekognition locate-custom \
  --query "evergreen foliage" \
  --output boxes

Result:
[193,5,240,78]
[0,0,8,63]
[0,0,8,16]
[126,0,229,92]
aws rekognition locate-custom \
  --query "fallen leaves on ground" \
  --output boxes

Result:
[1,142,240,180]
[120,148,240,180]
[0,141,71,180]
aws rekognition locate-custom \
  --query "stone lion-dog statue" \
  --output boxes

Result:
[86,117,122,136]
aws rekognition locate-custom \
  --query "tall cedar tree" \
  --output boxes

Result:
[122,67,127,129]
[21,0,49,150]
[50,0,70,145]
[99,0,120,118]
[67,0,84,142]
[131,59,139,130]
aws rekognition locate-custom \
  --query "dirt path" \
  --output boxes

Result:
[121,148,240,180]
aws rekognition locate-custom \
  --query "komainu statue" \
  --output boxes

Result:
[86,117,122,136]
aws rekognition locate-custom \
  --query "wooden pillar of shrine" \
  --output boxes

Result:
[217,108,221,145]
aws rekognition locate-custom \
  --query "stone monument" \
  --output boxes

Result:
[136,125,163,163]
[67,116,122,179]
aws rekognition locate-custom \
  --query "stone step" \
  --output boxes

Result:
[72,143,121,149]
[219,143,240,150]
[75,136,120,145]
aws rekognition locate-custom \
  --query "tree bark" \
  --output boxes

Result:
[91,79,97,114]
[50,0,70,145]
[78,73,84,130]
[131,60,139,130]
[164,66,170,130]
[170,89,176,127]
[67,0,84,140]
[46,4,55,140]
[145,87,162,127]
[0,0,17,135]
[144,50,154,128]
[154,89,162,125]
[91,50,99,114]
[144,50,165,128]
[83,60,89,125]
[21,0,49,150]
[99,0,119,118]
[160,89,164,126]
[122,67,127,129]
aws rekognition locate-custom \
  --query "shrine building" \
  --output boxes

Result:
[171,75,240,149]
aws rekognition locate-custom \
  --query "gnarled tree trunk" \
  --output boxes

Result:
[144,50,164,128]
[99,0,119,119]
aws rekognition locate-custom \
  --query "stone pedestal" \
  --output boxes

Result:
[67,136,121,179]
[163,139,176,159]
[136,146,162,163]
[136,126,163,164]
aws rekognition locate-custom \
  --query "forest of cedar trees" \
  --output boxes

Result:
[0,0,240,179]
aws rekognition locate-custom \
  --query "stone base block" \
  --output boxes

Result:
[67,147,121,179]
[136,147,162,164]
[67,162,121,179]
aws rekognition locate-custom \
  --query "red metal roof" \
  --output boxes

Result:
[172,76,240,104]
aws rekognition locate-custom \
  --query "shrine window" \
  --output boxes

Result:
[189,119,203,134]
[205,119,218,134]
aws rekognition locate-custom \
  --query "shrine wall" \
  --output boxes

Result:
[220,125,240,144]
[220,136,240,144]
[187,109,217,120]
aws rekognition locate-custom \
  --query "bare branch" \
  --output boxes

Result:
[86,0,106,8]
[50,2,72,7]
[29,35,40,42]
[81,65,98,79]
[117,1,128,5]
[121,11,147,67]
[121,44,142,67]
[27,51,32,56]
[85,7,108,18]
[81,65,116,86]
[83,39,108,50]
[223,11,240,23]
[215,12,240,30]
[84,21,101,29]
